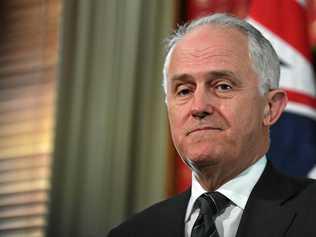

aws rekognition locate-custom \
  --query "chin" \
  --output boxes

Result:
[181,150,221,173]
[187,142,221,158]
[176,140,223,166]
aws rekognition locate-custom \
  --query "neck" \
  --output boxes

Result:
[189,133,270,191]
[193,155,264,192]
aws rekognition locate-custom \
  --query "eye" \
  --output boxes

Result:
[215,83,233,92]
[178,88,191,96]
[176,85,193,97]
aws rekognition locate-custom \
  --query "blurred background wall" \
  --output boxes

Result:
[0,1,315,237]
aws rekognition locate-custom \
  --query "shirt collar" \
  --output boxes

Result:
[185,156,267,222]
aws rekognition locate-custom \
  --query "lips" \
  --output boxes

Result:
[186,126,222,136]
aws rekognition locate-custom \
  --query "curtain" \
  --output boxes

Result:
[46,1,174,236]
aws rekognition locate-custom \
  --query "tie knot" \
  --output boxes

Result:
[196,192,230,216]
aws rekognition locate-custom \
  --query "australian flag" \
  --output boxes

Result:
[247,0,316,177]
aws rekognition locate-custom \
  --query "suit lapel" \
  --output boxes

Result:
[155,189,191,237]
[236,161,299,237]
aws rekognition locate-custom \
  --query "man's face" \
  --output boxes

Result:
[166,25,269,174]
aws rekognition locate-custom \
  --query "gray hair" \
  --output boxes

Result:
[162,13,280,95]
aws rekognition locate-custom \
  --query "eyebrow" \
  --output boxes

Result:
[169,70,241,84]
[206,70,239,80]
[169,73,194,84]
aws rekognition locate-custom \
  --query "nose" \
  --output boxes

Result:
[191,87,213,120]
[192,111,209,120]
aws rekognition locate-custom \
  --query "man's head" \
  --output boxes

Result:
[163,13,280,95]
[164,14,287,188]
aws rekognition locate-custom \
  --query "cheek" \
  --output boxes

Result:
[225,101,262,132]
[168,106,183,137]
[167,106,177,126]
[168,104,189,126]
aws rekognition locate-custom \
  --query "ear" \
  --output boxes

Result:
[263,89,288,126]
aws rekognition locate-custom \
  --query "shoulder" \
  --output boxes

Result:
[262,161,316,206]
[287,175,316,204]
[245,160,316,215]
[274,164,316,198]
[258,160,316,192]
[283,176,316,234]
[237,163,316,236]
[107,190,190,237]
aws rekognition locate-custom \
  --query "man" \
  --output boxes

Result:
[107,13,316,237]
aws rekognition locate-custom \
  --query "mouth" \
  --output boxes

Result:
[186,126,222,136]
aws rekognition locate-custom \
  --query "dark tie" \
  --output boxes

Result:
[191,192,230,237]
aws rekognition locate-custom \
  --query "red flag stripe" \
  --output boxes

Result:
[286,89,316,108]
[249,0,312,62]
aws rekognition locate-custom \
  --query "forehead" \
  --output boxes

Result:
[168,25,252,77]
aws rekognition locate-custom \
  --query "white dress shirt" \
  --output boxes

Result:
[185,156,267,237]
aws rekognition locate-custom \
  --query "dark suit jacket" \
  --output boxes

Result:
[107,161,316,237]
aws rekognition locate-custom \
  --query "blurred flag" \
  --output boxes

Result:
[247,0,316,177]
[174,0,316,193]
